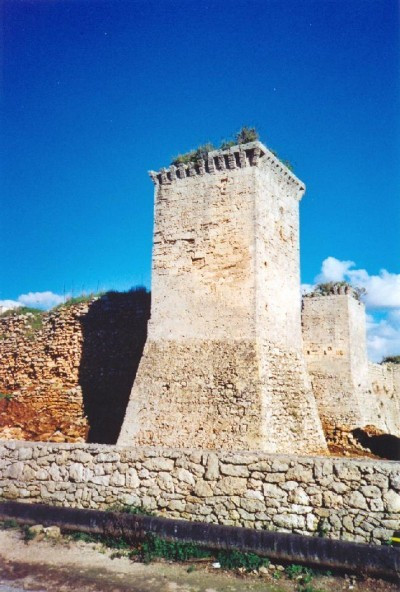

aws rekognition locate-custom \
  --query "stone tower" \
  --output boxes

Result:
[118,141,327,453]
[302,288,384,432]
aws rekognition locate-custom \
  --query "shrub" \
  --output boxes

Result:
[216,549,269,571]
[381,355,400,365]
[235,126,259,144]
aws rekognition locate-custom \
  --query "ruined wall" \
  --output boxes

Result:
[302,292,400,442]
[302,293,385,433]
[369,362,400,436]
[0,292,150,444]
[118,142,326,454]
[1,441,399,545]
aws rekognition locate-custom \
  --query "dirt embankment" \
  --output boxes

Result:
[0,526,398,592]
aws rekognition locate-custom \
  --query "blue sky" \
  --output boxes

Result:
[1,0,399,360]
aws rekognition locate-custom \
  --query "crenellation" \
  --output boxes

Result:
[227,151,236,169]
[169,164,177,181]
[197,158,206,175]
[177,163,186,179]
[238,149,247,167]
[216,153,226,170]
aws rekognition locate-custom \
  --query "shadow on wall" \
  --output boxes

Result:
[352,428,400,461]
[78,289,151,444]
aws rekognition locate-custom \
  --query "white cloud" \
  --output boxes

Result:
[17,291,64,309]
[0,299,22,312]
[314,256,400,309]
[366,311,400,362]
[0,291,65,312]
[316,256,355,283]
[312,256,400,361]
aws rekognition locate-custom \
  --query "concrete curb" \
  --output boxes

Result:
[0,501,398,580]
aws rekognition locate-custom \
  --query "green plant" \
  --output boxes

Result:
[172,143,216,166]
[52,294,100,310]
[139,534,211,564]
[69,531,102,544]
[317,518,328,538]
[22,525,36,542]
[235,126,259,144]
[216,549,269,572]
[0,519,18,529]
[286,565,317,590]
[106,503,154,517]
[186,565,196,573]
[381,355,400,365]
[308,281,365,302]
[0,307,44,337]
[0,393,14,401]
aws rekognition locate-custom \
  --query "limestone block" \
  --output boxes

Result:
[215,477,247,495]
[193,481,213,497]
[143,458,174,472]
[383,489,400,513]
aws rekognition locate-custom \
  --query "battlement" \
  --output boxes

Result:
[304,285,360,299]
[149,141,305,194]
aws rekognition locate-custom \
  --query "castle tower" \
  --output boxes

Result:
[118,141,327,453]
[302,288,384,432]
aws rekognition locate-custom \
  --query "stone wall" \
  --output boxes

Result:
[0,291,150,444]
[1,441,399,545]
[302,293,388,434]
[369,362,400,435]
[118,142,326,454]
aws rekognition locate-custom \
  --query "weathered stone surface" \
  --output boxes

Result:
[117,142,326,454]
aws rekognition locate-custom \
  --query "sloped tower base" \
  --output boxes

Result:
[118,339,326,453]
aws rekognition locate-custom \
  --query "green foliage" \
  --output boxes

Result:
[216,549,269,571]
[106,503,154,517]
[139,534,210,564]
[317,518,328,538]
[52,294,100,310]
[285,564,322,592]
[220,140,236,150]
[309,281,366,302]
[235,126,259,144]
[0,519,18,529]
[172,143,216,166]
[0,392,14,401]
[69,531,102,544]
[22,525,36,542]
[0,307,44,335]
[69,530,130,550]
[381,355,400,365]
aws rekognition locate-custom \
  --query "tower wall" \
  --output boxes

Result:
[302,293,384,431]
[118,142,326,453]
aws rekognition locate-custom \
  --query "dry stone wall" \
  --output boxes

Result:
[0,292,150,444]
[1,441,399,545]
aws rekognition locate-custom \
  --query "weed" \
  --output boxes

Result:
[235,126,258,144]
[216,549,269,572]
[106,503,154,517]
[139,534,210,564]
[0,519,18,529]
[272,569,282,579]
[286,565,319,591]
[186,565,196,573]
[69,531,102,544]
[22,525,36,542]
[52,294,100,310]
[0,393,14,401]
[317,519,328,538]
